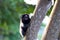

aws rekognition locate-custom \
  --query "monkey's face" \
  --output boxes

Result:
[21,14,30,24]
[22,14,29,20]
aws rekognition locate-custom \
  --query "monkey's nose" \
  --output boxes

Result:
[25,18,28,20]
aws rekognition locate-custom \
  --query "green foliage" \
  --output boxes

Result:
[16,3,35,14]
[46,6,53,16]
[0,0,35,40]
[0,0,35,24]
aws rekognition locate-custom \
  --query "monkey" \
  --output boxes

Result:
[20,14,33,37]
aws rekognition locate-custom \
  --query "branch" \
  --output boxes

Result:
[25,0,52,40]
[41,0,60,40]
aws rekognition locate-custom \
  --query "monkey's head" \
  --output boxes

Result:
[21,14,31,24]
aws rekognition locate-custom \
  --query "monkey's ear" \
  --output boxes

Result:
[29,13,34,18]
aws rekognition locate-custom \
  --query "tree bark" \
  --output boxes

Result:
[25,0,52,40]
[41,0,60,40]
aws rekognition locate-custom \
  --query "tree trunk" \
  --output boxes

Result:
[41,0,60,40]
[25,0,52,40]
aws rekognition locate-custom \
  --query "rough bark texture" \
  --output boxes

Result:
[25,0,52,40]
[41,0,60,40]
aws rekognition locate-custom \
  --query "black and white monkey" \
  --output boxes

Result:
[20,13,34,37]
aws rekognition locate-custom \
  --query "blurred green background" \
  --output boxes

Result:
[0,0,35,40]
[0,0,53,40]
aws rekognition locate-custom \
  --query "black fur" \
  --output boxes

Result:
[21,14,31,36]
